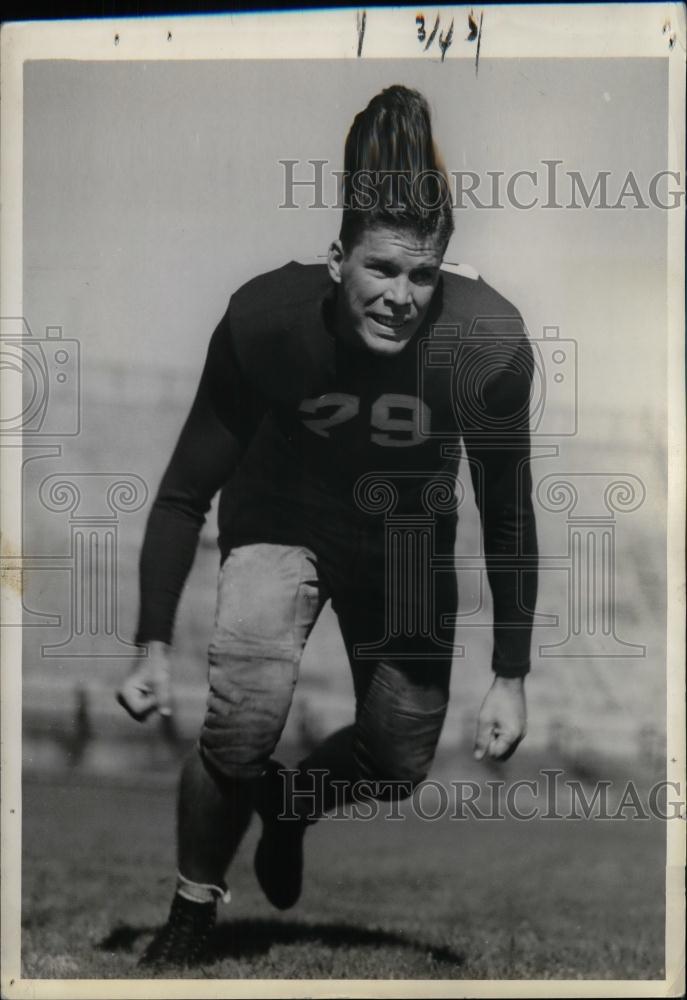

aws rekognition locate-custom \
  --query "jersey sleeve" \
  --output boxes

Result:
[135,306,263,645]
[461,327,539,678]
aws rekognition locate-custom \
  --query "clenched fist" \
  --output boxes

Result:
[473,675,527,762]
[116,641,173,721]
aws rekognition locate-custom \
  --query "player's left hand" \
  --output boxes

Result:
[473,676,527,762]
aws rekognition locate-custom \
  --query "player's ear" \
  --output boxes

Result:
[327,240,345,285]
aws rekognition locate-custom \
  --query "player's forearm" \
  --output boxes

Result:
[134,501,206,646]
[134,427,244,646]
[484,498,538,678]
[133,344,251,646]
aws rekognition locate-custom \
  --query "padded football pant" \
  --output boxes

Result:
[199,540,456,813]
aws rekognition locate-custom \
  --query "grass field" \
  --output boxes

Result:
[21,774,665,982]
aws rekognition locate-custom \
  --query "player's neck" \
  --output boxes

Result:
[328,290,358,352]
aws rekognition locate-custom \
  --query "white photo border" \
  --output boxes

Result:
[1,5,685,998]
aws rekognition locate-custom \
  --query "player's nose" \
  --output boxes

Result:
[384,276,412,308]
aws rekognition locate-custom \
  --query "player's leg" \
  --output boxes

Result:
[258,579,454,914]
[293,638,452,815]
[293,559,456,813]
[253,523,458,907]
[251,723,363,911]
[347,654,451,803]
[176,748,254,887]
[257,665,450,914]
[346,523,458,799]
[141,543,324,967]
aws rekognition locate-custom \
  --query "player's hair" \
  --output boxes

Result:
[339,85,454,254]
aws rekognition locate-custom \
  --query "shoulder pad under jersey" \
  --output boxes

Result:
[292,255,328,265]
[441,261,480,281]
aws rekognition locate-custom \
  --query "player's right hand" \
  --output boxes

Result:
[116,641,173,721]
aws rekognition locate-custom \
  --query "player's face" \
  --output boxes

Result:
[328,226,444,356]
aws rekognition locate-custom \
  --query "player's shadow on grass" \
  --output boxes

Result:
[100,918,465,967]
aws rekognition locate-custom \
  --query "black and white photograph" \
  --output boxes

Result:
[1,5,685,997]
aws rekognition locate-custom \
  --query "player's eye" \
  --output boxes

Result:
[367,262,396,277]
[411,269,438,285]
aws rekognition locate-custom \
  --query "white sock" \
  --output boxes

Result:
[176,871,231,905]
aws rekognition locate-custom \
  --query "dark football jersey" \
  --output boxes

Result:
[136,261,538,676]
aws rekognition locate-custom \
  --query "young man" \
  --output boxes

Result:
[118,85,538,968]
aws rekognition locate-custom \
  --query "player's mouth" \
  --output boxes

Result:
[368,313,410,334]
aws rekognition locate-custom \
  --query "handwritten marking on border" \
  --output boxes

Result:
[357,10,367,57]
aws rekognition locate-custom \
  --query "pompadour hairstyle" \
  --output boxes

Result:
[339,85,454,253]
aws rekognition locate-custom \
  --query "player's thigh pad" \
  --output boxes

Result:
[201,543,321,778]
[353,659,450,796]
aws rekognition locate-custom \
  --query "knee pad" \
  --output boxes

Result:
[209,543,320,663]
[352,745,431,800]
[199,654,296,780]
[365,776,420,804]
[199,543,321,781]
[197,735,267,782]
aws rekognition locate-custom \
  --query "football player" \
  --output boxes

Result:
[118,84,538,968]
